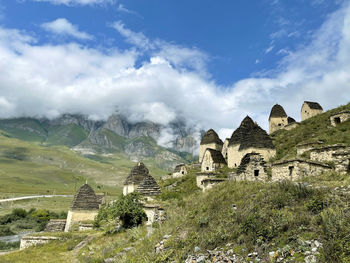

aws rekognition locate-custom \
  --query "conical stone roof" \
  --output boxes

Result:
[206,149,226,164]
[237,153,266,175]
[70,184,100,210]
[124,162,149,185]
[269,104,287,119]
[136,175,161,197]
[229,116,275,150]
[200,129,223,145]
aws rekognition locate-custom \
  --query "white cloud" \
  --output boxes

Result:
[41,18,93,40]
[111,21,153,49]
[31,0,114,6]
[117,4,138,16]
[265,45,275,54]
[0,2,350,145]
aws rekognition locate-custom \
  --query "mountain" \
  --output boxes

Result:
[0,114,199,170]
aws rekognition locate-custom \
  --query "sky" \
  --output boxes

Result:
[0,0,350,141]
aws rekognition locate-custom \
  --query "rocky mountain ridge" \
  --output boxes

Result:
[0,113,200,169]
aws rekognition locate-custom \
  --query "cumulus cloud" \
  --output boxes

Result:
[0,2,350,145]
[31,0,115,6]
[41,18,93,40]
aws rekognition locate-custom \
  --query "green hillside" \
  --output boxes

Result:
[0,103,349,262]
[272,102,350,161]
[0,132,167,197]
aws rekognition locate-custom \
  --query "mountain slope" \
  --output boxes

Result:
[0,132,167,196]
[0,114,198,170]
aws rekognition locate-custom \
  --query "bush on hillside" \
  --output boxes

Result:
[95,193,146,229]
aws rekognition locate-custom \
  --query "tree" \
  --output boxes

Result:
[95,192,146,229]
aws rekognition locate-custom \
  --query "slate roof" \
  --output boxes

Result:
[269,104,287,119]
[237,153,266,175]
[304,101,323,110]
[174,164,185,173]
[205,149,227,164]
[200,129,223,145]
[228,116,275,150]
[70,184,100,210]
[124,162,149,185]
[136,175,161,196]
[287,117,296,124]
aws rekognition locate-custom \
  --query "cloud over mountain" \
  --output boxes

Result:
[0,2,350,141]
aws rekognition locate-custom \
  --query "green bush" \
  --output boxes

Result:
[95,193,147,229]
[0,241,19,250]
[0,226,14,237]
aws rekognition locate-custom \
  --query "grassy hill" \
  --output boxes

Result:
[0,103,349,262]
[272,102,350,161]
[0,132,167,197]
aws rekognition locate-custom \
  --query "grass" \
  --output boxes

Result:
[0,132,168,205]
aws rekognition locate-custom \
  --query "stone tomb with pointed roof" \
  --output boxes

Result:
[65,183,102,232]
[201,148,227,172]
[123,162,161,200]
[301,101,323,121]
[227,116,276,168]
[269,104,288,134]
[123,162,150,195]
[199,129,223,163]
[232,153,268,181]
[172,163,187,178]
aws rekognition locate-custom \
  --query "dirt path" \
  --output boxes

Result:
[0,195,73,203]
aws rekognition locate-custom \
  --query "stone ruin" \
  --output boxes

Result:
[44,219,66,232]
[199,129,223,163]
[172,164,187,178]
[201,148,226,172]
[232,153,268,181]
[330,111,350,126]
[64,183,102,232]
[137,174,161,201]
[309,144,350,174]
[301,101,323,121]
[201,178,227,192]
[123,162,150,195]
[227,116,275,168]
[271,159,332,181]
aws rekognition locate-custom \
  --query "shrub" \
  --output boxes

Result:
[0,226,14,237]
[95,193,147,229]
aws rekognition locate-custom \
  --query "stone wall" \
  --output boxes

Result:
[202,178,227,192]
[143,204,165,226]
[330,111,350,126]
[296,142,324,156]
[44,219,66,232]
[196,173,217,189]
[269,116,288,134]
[234,158,268,182]
[221,139,229,160]
[271,159,332,181]
[332,152,350,174]
[309,145,347,162]
[172,166,187,178]
[64,209,98,232]
[227,146,276,169]
[123,183,138,195]
[20,236,60,250]
[301,105,322,121]
[201,150,225,172]
[199,143,222,163]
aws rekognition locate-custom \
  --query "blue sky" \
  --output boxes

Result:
[2,0,341,84]
[0,0,349,141]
